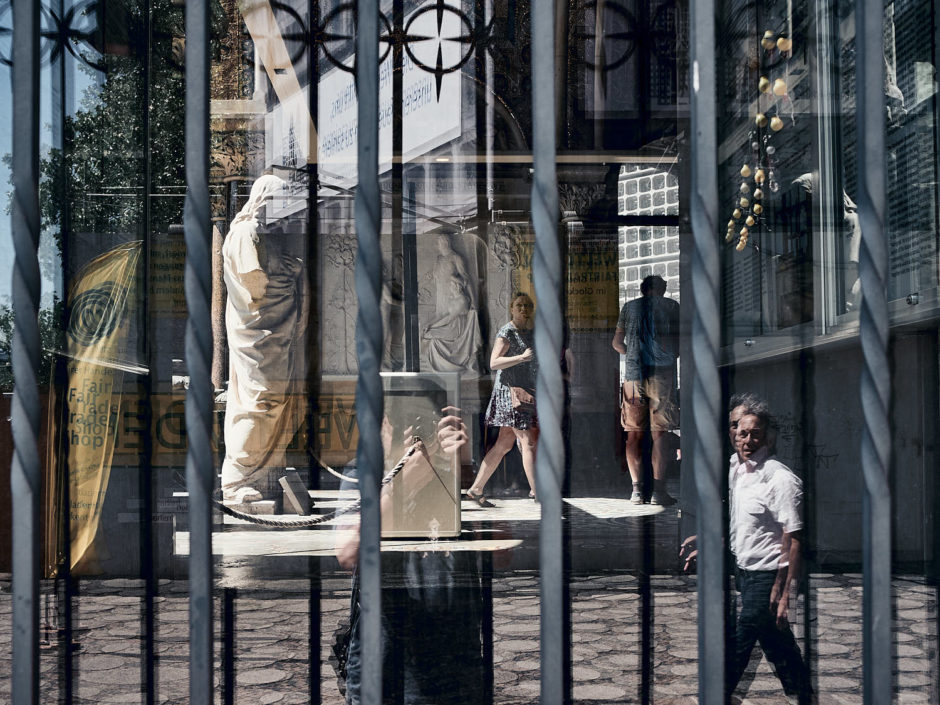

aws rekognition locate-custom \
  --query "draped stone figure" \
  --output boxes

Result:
[422,235,482,377]
[220,175,304,502]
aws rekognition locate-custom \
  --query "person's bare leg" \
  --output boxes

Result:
[625,430,645,502]
[515,427,539,497]
[469,426,516,495]
[651,430,676,505]
[651,430,669,480]
[625,430,643,484]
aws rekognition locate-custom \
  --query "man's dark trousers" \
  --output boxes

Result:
[729,568,813,703]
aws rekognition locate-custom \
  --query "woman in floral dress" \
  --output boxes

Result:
[466,292,539,502]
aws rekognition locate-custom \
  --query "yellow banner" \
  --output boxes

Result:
[63,241,141,571]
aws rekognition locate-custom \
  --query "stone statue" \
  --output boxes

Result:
[220,174,304,503]
[422,235,482,377]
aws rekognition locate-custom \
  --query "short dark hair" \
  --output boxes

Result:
[729,393,773,430]
[640,275,667,296]
[729,392,766,416]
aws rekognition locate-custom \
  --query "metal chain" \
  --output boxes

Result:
[212,440,424,528]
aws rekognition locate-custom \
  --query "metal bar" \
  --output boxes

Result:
[10,0,41,699]
[222,588,236,705]
[813,0,844,329]
[639,516,653,704]
[306,1,323,700]
[688,0,724,702]
[481,553,494,703]
[530,3,566,705]
[140,3,157,702]
[854,0,891,702]
[403,180,419,372]
[354,0,384,701]
[184,0,214,701]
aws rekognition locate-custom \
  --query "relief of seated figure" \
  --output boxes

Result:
[421,235,482,377]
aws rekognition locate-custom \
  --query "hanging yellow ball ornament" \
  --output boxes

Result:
[777,37,792,52]
[732,209,742,219]
[755,169,766,184]
[753,203,763,215]
[761,30,775,50]
[740,226,749,237]
[755,113,768,127]
[740,164,752,178]
[758,76,771,93]
[736,239,747,251]
[770,116,784,131]
[745,215,756,226]
[728,219,736,229]
[740,182,751,194]
[753,189,763,200]
[772,78,788,96]
[739,197,750,208]
[725,231,735,243]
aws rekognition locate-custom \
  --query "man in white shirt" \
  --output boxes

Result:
[727,401,812,704]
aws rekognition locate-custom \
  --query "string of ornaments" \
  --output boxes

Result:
[725,28,795,252]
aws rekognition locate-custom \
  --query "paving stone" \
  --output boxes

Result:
[572,631,606,644]
[815,642,852,655]
[895,643,926,657]
[75,654,135,671]
[498,639,540,653]
[815,657,860,673]
[572,683,629,700]
[601,652,639,669]
[817,675,863,689]
[498,622,540,635]
[895,599,928,610]
[572,665,602,681]
[504,658,540,672]
[897,672,932,688]
[897,609,931,620]
[236,667,291,687]
[669,662,698,677]
[897,692,931,704]
[897,657,933,672]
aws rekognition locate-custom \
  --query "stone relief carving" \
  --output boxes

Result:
[420,235,483,377]
[490,222,525,270]
[558,182,608,218]
[324,226,358,374]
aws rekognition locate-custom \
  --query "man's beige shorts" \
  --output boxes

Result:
[620,376,679,431]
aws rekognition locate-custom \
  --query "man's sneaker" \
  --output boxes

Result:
[650,491,677,507]
[630,488,644,504]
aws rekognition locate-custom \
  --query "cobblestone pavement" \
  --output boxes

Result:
[0,571,936,704]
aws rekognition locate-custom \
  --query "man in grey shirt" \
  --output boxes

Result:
[611,275,680,505]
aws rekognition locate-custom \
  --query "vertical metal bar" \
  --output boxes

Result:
[813,0,844,329]
[688,0,724,703]
[354,0,384,702]
[306,2,323,702]
[184,0,214,701]
[639,517,653,704]
[140,1,157,701]
[481,553,494,703]
[50,0,76,699]
[854,0,891,703]
[222,588,236,705]
[403,180,419,372]
[10,0,41,699]
[530,3,566,705]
